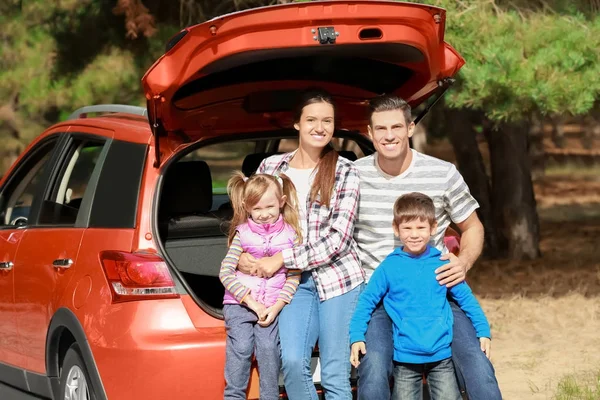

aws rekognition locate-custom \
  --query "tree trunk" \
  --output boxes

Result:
[486,121,541,259]
[528,115,545,181]
[446,110,501,258]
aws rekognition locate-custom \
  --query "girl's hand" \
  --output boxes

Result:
[255,253,284,278]
[350,342,366,368]
[479,337,491,359]
[244,296,266,318]
[257,301,285,327]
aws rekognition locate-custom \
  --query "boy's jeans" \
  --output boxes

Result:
[357,301,502,400]
[392,358,462,400]
[223,304,280,400]
[279,272,363,400]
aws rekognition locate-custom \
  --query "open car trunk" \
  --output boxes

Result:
[146,0,465,316]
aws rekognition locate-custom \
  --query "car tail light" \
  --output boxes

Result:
[99,251,179,302]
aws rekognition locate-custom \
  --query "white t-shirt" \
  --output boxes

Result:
[283,167,315,241]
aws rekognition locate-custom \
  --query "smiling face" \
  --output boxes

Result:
[246,184,286,225]
[294,101,335,152]
[368,109,415,163]
[393,218,437,255]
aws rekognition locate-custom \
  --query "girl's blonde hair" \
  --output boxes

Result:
[226,171,302,246]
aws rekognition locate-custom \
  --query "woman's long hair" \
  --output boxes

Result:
[294,89,339,208]
[226,171,302,245]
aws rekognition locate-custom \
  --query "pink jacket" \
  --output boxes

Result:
[222,216,296,307]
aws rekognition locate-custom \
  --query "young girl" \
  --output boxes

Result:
[219,171,302,400]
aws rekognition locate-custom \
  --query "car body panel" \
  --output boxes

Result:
[0,230,26,368]
[13,228,84,373]
[142,0,464,141]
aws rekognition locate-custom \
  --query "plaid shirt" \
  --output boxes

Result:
[258,151,365,301]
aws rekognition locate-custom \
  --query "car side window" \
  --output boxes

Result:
[0,139,58,228]
[38,140,104,226]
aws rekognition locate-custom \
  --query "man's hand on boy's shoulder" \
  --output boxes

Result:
[435,252,469,288]
[350,342,366,368]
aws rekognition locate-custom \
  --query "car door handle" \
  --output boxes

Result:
[52,259,73,268]
[0,261,14,270]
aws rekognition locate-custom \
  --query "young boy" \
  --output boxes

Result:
[349,192,492,400]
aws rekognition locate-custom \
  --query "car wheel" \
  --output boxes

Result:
[60,344,97,400]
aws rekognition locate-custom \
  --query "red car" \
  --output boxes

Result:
[0,2,464,399]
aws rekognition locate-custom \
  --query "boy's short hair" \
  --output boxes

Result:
[393,192,436,226]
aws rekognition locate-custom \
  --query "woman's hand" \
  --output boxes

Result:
[255,253,284,278]
[257,300,285,327]
[238,252,258,275]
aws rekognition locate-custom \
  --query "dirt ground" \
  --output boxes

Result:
[467,176,600,399]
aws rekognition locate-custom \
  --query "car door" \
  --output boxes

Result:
[0,136,60,374]
[13,133,109,374]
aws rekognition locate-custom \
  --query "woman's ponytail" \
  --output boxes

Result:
[310,143,338,208]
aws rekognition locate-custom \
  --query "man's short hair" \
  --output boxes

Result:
[393,192,436,226]
[368,95,412,127]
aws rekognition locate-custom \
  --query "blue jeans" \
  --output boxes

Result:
[450,301,502,400]
[392,358,462,400]
[223,304,280,400]
[279,272,363,400]
[356,303,394,400]
[357,301,502,400]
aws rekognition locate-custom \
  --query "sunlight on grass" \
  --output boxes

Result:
[554,371,600,400]
[545,163,600,178]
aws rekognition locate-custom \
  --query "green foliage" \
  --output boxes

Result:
[0,0,179,150]
[418,0,600,122]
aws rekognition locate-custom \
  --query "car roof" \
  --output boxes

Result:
[43,115,153,145]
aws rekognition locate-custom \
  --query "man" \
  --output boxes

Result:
[353,95,502,400]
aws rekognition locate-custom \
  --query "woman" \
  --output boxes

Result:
[239,89,364,400]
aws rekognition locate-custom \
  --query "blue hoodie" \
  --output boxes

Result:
[349,245,491,364]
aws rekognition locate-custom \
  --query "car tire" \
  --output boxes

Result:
[60,344,98,400]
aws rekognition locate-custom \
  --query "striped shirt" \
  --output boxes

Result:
[258,151,365,301]
[219,232,301,304]
[354,150,479,281]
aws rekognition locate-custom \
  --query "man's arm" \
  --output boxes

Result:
[455,212,484,271]
[436,211,484,287]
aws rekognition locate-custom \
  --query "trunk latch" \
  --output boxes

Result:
[317,27,337,44]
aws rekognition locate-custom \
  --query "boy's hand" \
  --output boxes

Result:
[350,342,366,368]
[257,301,285,327]
[436,253,468,288]
[238,253,258,275]
[479,337,491,359]
[244,296,266,317]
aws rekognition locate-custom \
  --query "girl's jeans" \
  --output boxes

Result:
[223,304,280,400]
[279,272,363,400]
